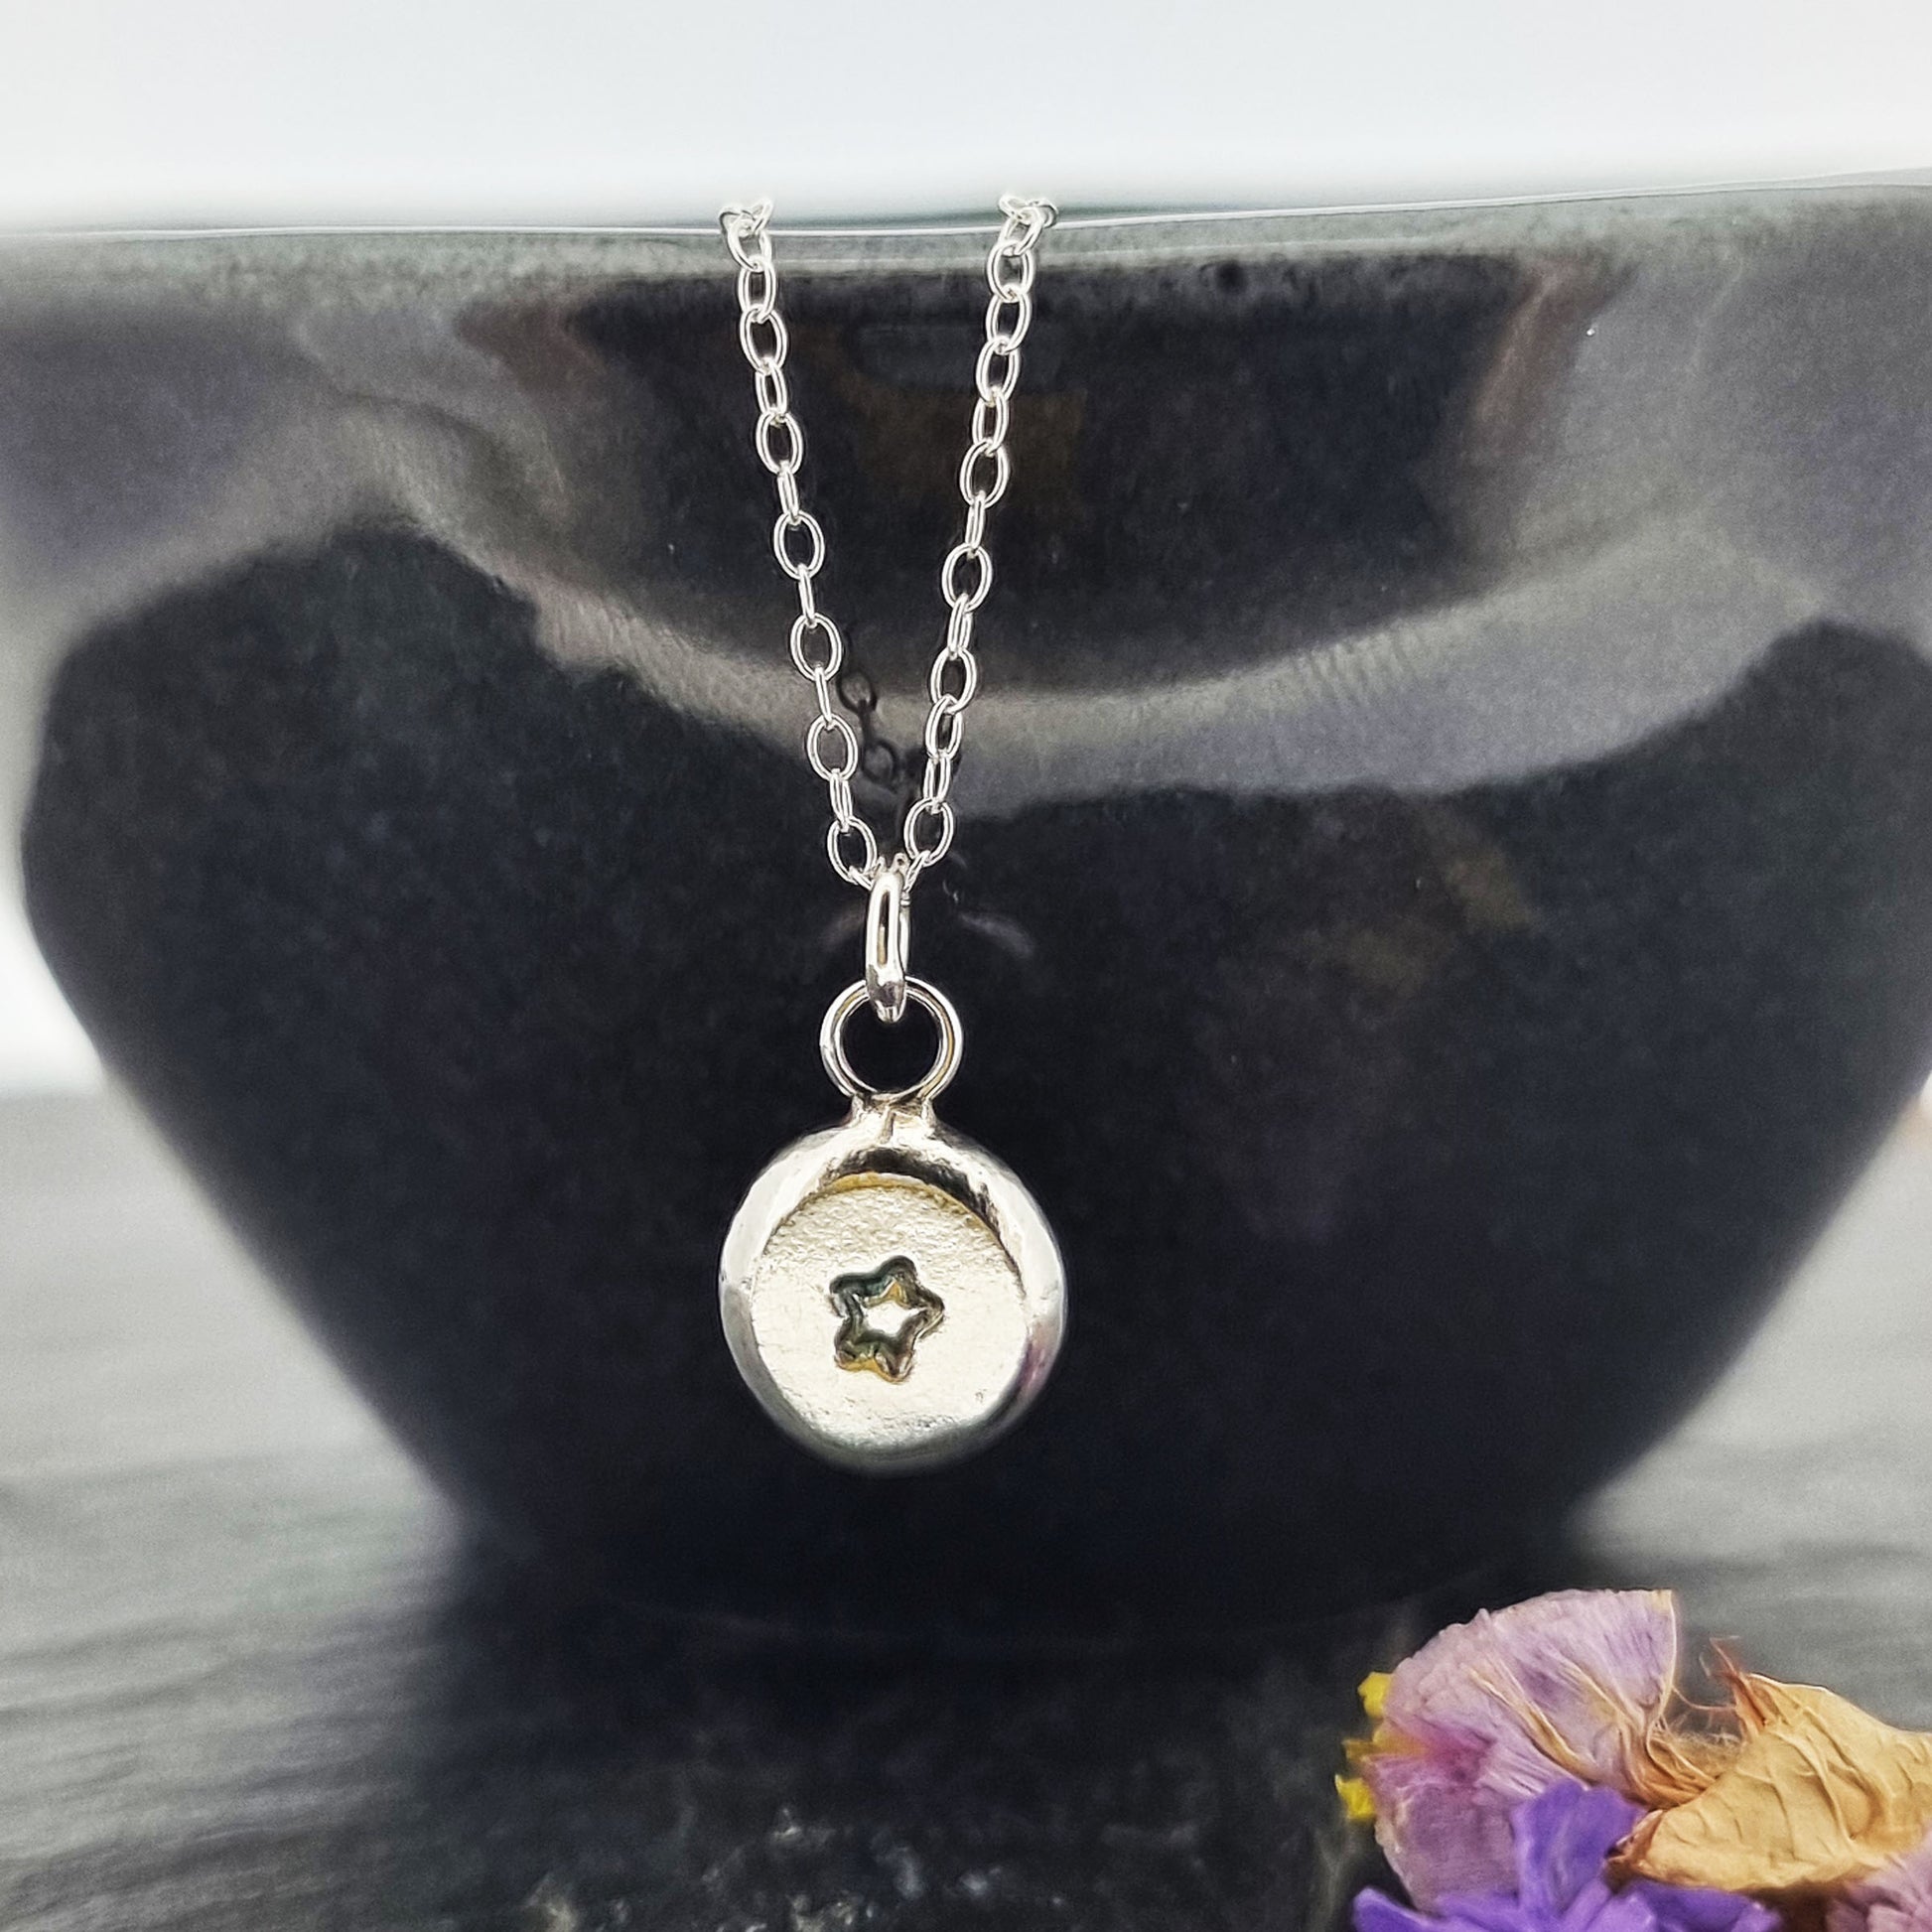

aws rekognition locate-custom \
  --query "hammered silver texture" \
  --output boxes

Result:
[720,1101,1065,1472]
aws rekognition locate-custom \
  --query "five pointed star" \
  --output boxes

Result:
[828,1257,945,1382]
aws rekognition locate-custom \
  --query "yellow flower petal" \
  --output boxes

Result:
[1360,1673,1393,1723]
[1618,1675,1932,1894]
[1336,1774,1378,1825]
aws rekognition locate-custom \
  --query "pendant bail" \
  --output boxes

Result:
[865,858,911,1025]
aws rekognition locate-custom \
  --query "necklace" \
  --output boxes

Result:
[715,196,1066,1474]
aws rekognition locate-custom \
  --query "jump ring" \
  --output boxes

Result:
[820,977,963,1107]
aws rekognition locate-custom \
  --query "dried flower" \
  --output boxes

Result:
[1619,1678,1932,1895]
[1353,1779,1779,1932]
[1355,1590,1725,1906]
[1829,1829,1932,1932]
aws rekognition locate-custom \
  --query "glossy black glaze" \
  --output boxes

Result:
[8,188,1932,1637]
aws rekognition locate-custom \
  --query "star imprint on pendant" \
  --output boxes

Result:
[828,1256,945,1382]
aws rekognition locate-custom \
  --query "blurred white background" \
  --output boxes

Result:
[0,0,1928,1090]
[1,0,1930,225]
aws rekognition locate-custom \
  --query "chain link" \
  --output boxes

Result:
[720,194,1054,892]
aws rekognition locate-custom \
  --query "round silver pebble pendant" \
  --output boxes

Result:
[720,979,1065,1473]
[716,198,1064,1474]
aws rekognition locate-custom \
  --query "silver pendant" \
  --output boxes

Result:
[720,977,1065,1473]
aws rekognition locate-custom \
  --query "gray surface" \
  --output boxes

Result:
[1588,1108,1932,1721]
[0,1088,1928,1927]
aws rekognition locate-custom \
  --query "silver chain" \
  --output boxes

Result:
[719,195,1055,897]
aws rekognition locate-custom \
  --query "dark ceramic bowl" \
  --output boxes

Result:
[6,185,1932,1639]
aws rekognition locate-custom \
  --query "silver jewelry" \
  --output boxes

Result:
[716,197,1066,1474]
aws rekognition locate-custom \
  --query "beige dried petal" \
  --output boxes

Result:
[1619,1676,1932,1895]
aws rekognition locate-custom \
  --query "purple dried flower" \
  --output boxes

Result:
[1353,1780,1779,1932]
[1831,1829,1932,1932]
[1360,1590,1706,1906]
